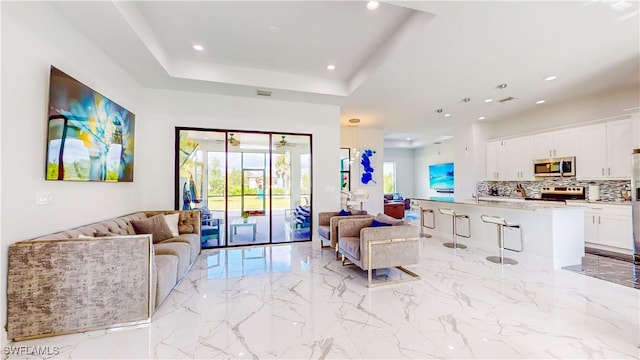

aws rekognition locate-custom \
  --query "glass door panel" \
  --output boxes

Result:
[226,132,270,246]
[177,129,227,249]
[273,134,312,242]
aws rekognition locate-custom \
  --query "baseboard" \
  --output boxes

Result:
[585,246,635,263]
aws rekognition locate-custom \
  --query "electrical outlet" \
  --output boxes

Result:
[36,192,53,205]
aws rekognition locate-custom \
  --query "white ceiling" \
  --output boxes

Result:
[50,1,640,147]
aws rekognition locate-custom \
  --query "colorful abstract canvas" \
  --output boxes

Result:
[46,67,135,182]
[360,148,376,185]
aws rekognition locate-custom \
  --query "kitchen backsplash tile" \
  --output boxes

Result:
[477,179,631,202]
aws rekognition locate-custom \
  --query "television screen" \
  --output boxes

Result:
[429,162,454,189]
[45,66,135,182]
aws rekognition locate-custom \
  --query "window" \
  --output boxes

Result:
[383,161,396,194]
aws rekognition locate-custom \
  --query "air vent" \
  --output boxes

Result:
[256,89,272,97]
[499,96,518,103]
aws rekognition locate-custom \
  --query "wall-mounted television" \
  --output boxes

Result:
[429,162,454,190]
[45,66,135,182]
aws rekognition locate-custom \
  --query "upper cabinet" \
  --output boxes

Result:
[486,140,508,181]
[533,128,577,159]
[486,136,534,181]
[505,136,534,180]
[577,119,632,180]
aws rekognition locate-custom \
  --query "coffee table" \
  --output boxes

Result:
[229,218,257,242]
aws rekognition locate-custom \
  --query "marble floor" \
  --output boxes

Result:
[564,253,640,289]
[6,235,640,359]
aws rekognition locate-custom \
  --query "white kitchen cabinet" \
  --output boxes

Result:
[533,128,577,159]
[573,203,633,254]
[505,136,534,180]
[577,119,632,179]
[486,140,508,180]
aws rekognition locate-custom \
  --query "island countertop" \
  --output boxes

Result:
[410,196,572,211]
[410,197,585,269]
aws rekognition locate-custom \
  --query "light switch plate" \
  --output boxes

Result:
[36,192,53,205]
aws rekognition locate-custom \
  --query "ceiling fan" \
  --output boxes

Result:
[215,133,240,146]
[275,135,297,148]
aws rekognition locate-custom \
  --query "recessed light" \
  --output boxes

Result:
[348,118,360,124]
[367,1,379,10]
[484,99,493,103]
[406,137,411,141]
[536,100,546,104]
[192,44,204,51]
[326,64,335,70]
[478,116,486,120]
[544,76,557,81]
[444,113,451,117]
[461,98,471,103]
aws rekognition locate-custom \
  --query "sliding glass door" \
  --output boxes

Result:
[175,128,312,249]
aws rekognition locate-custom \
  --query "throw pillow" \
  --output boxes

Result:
[164,213,180,237]
[77,234,95,239]
[338,209,352,216]
[95,230,118,237]
[375,213,404,226]
[131,214,174,243]
[370,219,391,227]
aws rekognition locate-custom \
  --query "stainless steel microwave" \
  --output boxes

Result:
[534,157,575,177]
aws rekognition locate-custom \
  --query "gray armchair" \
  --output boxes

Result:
[337,217,421,287]
[317,210,372,258]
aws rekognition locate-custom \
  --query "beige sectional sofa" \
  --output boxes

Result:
[6,210,200,341]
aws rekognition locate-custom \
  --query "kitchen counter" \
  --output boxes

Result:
[412,197,584,269]
[412,196,571,211]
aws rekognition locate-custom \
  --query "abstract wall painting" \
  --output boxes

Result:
[360,148,376,185]
[45,66,135,182]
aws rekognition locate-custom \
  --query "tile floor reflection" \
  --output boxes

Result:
[7,236,640,359]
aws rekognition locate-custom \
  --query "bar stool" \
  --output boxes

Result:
[480,215,523,265]
[438,208,469,249]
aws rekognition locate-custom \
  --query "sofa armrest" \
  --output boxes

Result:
[318,211,338,226]
[329,214,374,248]
[144,210,201,235]
[359,225,420,269]
[7,235,153,341]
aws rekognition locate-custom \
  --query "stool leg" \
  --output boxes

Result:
[487,224,518,265]
[443,215,467,249]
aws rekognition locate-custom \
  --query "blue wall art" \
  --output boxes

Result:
[360,148,377,185]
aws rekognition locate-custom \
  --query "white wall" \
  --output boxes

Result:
[1,2,145,342]
[341,127,384,215]
[412,140,455,199]
[454,122,490,200]
[384,148,414,197]
[141,88,341,236]
[489,87,640,139]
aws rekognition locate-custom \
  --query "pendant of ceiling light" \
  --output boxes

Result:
[367,1,379,10]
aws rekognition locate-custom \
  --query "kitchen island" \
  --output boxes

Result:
[412,197,585,269]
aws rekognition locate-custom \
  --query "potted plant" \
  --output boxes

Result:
[241,211,250,223]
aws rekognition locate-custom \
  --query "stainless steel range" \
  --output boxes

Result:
[526,186,586,202]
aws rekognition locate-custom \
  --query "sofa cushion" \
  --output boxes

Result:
[318,225,331,240]
[154,254,178,308]
[154,242,191,278]
[164,214,180,237]
[340,236,360,260]
[157,233,200,262]
[132,215,174,243]
[375,213,405,226]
